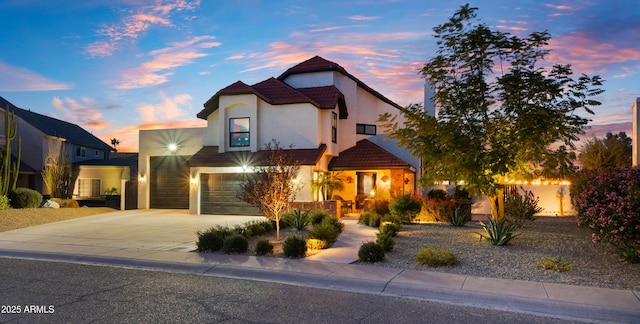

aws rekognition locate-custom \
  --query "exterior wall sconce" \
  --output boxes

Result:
[139,175,146,182]
[189,177,198,185]
[168,143,178,152]
[381,175,389,183]
[241,164,249,172]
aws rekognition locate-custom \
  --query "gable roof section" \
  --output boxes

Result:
[198,78,347,119]
[0,96,113,151]
[186,144,327,167]
[329,139,410,170]
[277,56,403,110]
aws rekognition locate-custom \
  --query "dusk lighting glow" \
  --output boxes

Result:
[0,1,636,152]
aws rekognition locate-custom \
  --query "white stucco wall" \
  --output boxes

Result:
[257,102,320,150]
[74,166,130,197]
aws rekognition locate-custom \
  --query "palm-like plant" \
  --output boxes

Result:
[311,172,346,200]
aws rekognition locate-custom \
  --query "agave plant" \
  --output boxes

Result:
[477,216,520,246]
[286,209,310,230]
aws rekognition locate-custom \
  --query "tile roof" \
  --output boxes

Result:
[186,144,327,167]
[329,139,411,170]
[0,96,113,151]
[277,56,403,110]
[198,78,346,119]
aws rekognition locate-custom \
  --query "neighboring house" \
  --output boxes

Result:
[0,96,131,200]
[138,56,420,215]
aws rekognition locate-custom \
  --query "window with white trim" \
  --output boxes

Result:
[356,123,376,135]
[75,146,86,158]
[230,118,250,147]
[331,112,337,143]
[77,178,101,197]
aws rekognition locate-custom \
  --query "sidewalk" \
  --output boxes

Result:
[0,210,638,323]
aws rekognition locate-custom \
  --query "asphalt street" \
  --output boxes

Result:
[0,258,580,324]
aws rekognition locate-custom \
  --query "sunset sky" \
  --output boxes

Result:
[0,0,637,152]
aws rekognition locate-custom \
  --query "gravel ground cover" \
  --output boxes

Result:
[368,216,640,290]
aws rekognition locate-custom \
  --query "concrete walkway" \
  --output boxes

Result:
[0,209,638,323]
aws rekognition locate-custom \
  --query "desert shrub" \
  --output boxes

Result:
[379,222,400,237]
[389,193,422,223]
[308,221,340,246]
[308,209,330,224]
[306,238,328,250]
[322,216,344,232]
[427,189,448,200]
[415,247,458,267]
[504,186,542,227]
[571,167,640,263]
[536,256,576,272]
[60,199,79,208]
[196,230,225,252]
[8,188,42,208]
[286,209,310,230]
[358,242,385,262]
[376,232,395,252]
[255,238,274,256]
[244,220,270,237]
[477,216,520,246]
[368,212,382,228]
[417,197,455,223]
[283,236,307,258]
[372,200,390,215]
[358,212,371,226]
[0,195,8,210]
[222,234,249,254]
[446,206,470,227]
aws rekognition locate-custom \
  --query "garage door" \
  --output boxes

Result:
[150,156,189,209]
[200,173,261,215]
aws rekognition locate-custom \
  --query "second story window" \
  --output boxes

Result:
[76,146,86,158]
[230,118,250,147]
[356,123,377,135]
[331,113,337,143]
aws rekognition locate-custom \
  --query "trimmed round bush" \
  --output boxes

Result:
[8,188,42,208]
[415,246,458,267]
[308,209,330,225]
[380,222,400,237]
[358,242,385,263]
[255,238,274,256]
[376,232,395,252]
[307,222,340,246]
[222,234,249,254]
[306,238,329,250]
[0,195,8,210]
[196,230,224,252]
[283,236,307,258]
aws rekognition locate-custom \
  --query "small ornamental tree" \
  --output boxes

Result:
[379,4,603,221]
[238,140,301,240]
[42,142,79,199]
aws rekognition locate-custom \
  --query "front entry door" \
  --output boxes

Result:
[356,172,376,209]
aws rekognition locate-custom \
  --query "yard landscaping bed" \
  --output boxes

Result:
[368,216,640,291]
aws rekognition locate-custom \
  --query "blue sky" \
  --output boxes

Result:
[0,0,638,152]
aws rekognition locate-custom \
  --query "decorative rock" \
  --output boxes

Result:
[41,199,60,208]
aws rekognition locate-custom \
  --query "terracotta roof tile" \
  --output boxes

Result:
[197,78,345,119]
[329,139,410,170]
[186,144,327,167]
[278,56,403,110]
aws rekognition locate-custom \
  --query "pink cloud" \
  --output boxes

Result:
[547,32,640,74]
[85,0,201,57]
[0,62,72,92]
[115,36,218,89]
[51,96,110,133]
[347,15,380,21]
[137,93,192,124]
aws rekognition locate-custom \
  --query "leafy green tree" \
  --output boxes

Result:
[237,140,301,240]
[379,4,603,220]
[579,132,632,169]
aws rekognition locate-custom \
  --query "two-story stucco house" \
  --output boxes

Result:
[138,56,419,215]
[0,96,133,202]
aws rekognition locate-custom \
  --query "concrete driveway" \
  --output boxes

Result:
[0,209,265,258]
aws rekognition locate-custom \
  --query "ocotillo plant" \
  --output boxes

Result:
[1,105,21,196]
